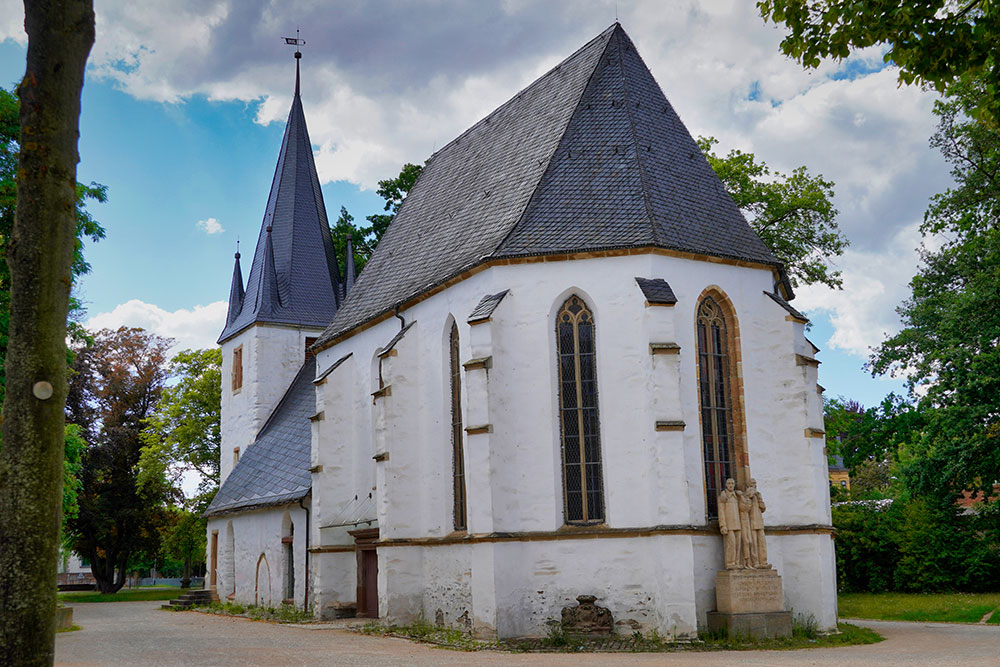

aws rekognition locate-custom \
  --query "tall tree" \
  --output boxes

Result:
[698,136,847,289]
[365,162,422,245]
[138,348,222,505]
[757,0,1000,122]
[869,77,1000,501]
[330,163,423,277]
[66,327,173,594]
[0,0,96,662]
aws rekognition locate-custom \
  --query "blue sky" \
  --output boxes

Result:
[0,1,937,410]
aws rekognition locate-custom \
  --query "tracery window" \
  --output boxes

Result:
[556,295,604,524]
[697,296,738,520]
[449,322,467,530]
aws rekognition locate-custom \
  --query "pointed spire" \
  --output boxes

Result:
[218,43,342,343]
[226,247,245,326]
[344,233,356,295]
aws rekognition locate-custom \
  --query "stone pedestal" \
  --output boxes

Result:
[709,569,791,638]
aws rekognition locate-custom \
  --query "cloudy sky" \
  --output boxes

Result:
[0,0,953,407]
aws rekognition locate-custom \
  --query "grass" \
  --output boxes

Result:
[360,616,498,651]
[58,587,185,603]
[56,625,82,633]
[191,601,315,623]
[359,618,881,653]
[839,592,1000,623]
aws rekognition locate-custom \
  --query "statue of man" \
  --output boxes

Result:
[738,489,757,568]
[743,478,771,569]
[717,478,742,569]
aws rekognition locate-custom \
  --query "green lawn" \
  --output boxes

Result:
[59,587,185,603]
[839,592,1000,623]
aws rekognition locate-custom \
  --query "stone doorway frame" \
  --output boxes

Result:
[348,528,379,618]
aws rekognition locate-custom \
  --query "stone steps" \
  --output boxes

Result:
[161,588,218,611]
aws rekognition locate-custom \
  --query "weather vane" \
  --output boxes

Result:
[283,28,305,59]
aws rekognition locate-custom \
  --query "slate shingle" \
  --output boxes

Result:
[468,290,510,323]
[634,277,677,305]
[764,290,808,322]
[219,67,342,344]
[204,356,316,516]
[314,24,783,349]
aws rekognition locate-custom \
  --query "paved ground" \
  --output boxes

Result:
[56,601,1000,666]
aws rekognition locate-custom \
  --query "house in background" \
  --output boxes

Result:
[204,24,837,638]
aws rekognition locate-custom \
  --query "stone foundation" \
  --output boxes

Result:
[715,568,783,614]
[706,610,791,639]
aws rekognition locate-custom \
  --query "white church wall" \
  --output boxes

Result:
[307,249,836,634]
[220,324,324,483]
[207,504,308,609]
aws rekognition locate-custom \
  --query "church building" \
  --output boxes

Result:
[204,24,837,638]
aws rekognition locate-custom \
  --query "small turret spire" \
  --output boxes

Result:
[226,243,245,326]
[344,233,356,295]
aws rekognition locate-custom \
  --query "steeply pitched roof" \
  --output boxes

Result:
[204,356,315,516]
[219,60,342,343]
[315,24,780,348]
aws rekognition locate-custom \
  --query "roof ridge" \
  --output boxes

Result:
[491,26,618,257]
[615,28,658,246]
[427,24,618,164]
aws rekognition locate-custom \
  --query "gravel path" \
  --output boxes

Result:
[55,601,1000,666]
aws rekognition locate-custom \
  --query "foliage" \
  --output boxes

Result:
[832,500,902,593]
[838,592,1000,623]
[62,424,85,524]
[329,206,373,279]
[329,163,423,280]
[160,508,206,587]
[832,496,1000,593]
[365,162,422,245]
[869,78,1000,502]
[697,136,847,289]
[139,348,221,505]
[0,86,107,407]
[66,327,174,594]
[757,0,1000,122]
[194,601,315,623]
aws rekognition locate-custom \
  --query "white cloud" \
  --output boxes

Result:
[86,299,227,353]
[2,0,957,376]
[796,222,924,359]
[197,217,224,234]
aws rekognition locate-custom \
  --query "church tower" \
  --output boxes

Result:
[218,52,342,483]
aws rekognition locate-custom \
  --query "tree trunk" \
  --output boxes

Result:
[0,1,94,664]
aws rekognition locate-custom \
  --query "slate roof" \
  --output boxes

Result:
[315,24,781,348]
[204,356,316,516]
[219,61,342,343]
[468,290,510,323]
[634,277,677,305]
[225,252,245,326]
[764,290,808,322]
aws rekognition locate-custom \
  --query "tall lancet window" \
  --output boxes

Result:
[697,295,742,520]
[449,322,467,530]
[557,295,604,524]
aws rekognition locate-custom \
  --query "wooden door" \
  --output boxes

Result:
[362,549,378,618]
[349,528,379,618]
[209,532,218,589]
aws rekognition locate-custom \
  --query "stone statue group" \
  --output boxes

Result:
[718,477,771,570]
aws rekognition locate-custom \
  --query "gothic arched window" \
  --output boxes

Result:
[557,295,604,524]
[449,322,467,530]
[697,295,743,520]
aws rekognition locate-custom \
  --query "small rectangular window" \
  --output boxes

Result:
[232,345,243,392]
[305,337,317,359]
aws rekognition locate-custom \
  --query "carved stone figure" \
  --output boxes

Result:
[738,491,757,568]
[742,478,770,569]
[561,595,613,635]
[717,478,742,570]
